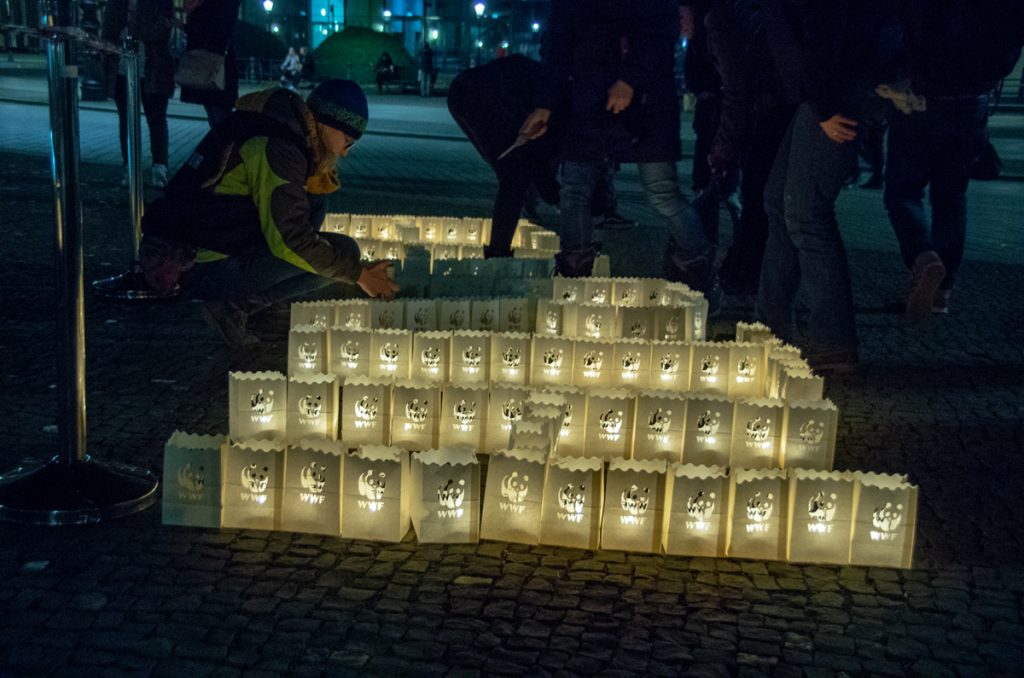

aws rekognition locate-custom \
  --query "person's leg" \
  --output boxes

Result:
[691,93,721,191]
[636,161,710,258]
[203,103,231,129]
[141,91,170,181]
[555,161,603,276]
[488,159,532,258]
[883,109,933,270]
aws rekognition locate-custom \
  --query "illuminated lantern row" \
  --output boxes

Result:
[291,297,534,335]
[321,213,559,253]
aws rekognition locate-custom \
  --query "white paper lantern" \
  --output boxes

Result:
[781,399,838,470]
[286,375,338,441]
[322,213,350,233]
[290,300,336,331]
[650,341,692,391]
[411,331,450,383]
[349,215,372,239]
[410,448,480,543]
[490,332,531,385]
[162,431,225,528]
[787,469,856,565]
[727,468,788,561]
[369,300,405,330]
[341,376,392,446]
[619,306,656,342]
[731,398,785,469]
[612,339,652,390]
[681,394,735,467]
[540,386,587,457]
[480,448,547,544]
[575,304,618,341]
[336,299,371,330]
[531,336,575,387]
[518,405,563,456]
[279,439,345,535]
[371,215,396,240]
[572,339,615,388]
[779,364,825,401]
[612,278,643,307]
[735,321,777,344]
[655,305,689,343]
[535,299,564,337]
[584,388,635,461]
[450,330,491,384]
[462,217,483,245]
[849,472,917,569]
[420,216,443,242]
[642,278,667,306]
[470,298,499,332]
[328,327,372,379]
[553,277,585,304]
[679,290,709,341]
[390,381,440,451]
[222,439,285,531]
[229,371,287,442]
[728,341,768,399]
[601,459,668,553]
[582,278,612,305]
[369,329,412,380]
[633,391,687,463]
[663,463,730,557]
[341,445,410,542]
[767,346,805,398]
[406,299,439,332]
[539,456,604,549]
[287,326,327,377]
[498,298,531,333]
[438,299,472,331]
[690,341,730,395]
[484,383,531,453]
[439,383,488,451]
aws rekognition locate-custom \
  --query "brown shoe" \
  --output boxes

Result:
[906,251,946,322]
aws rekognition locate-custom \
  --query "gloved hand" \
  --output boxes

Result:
[876,82,927,115]
[357,260,399,300]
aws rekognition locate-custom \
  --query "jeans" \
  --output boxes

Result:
[883,95,989,289]
[757,102,859,352]
[114,76,169,166]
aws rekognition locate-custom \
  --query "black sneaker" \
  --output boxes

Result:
[200,300,260,347]
[594,211,638,230]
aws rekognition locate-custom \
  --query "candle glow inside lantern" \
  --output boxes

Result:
[480,448,547,544]
[442,217,463,243]
[462,217,483,244]
[490,332,531,385]
[583,388,635,461]
[288,326,327,377]
[727,468,788,561]
[553,277,585,304]
[573,338,615,388]
[690,341,730,395]
[781,399,838,471]
[279,439,344,535]
[471,298,500,332]
[575,303,618,340]
[612,278,643,307]
[600,458,668,553]
[787,469,855,565]
[439,299,473,331]
[420,216,443,242]
[369,329,412,379]
[678,289,709,341]
[222,439,285,531]
[406,299,439,332]
[286,375,338,441]
[518,404,563,456]
[767,347,806,399]
[619,306,655,342]
[535,299,564,337]
[336,299,371,331]
[499,298,531,333]
[651,341,692,391]
[370,300,405,330]
[390,381,440,451]
[849,472,917,569]
[779,364,825,401]
[341,445,410,542]
[540,385,587,457]
[612,339,652,389]
[681,394,735,467]
[439,383,488,451]
[728,342,767,399]
[736,320,777,345]
[539,456,604,549]
[410,447,481,544]
[349,214,372,239]
[484,383,531,453]
[730,398,785,469]
[531,335,575,387]
[450,330,491,384]
[230,371,288,442]
[655,305,689,343]
[582,277,613,306]
[371,215,396,240]
[642,278,668,306]
[329,327,372,379]
[290,300,336,331]
[341,376,392,446]
[508,419,551,456]
[162,431,225,528]
[663,463,730,557]
[323,213,350,233]
[411,331,450,383]
[633,391,687,463]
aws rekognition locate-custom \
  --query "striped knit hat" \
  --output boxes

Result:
[307,79,369,140]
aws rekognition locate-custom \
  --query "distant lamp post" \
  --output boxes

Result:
[383,9,392,32]
[263,0,273,32]
[473,2,485,65]
[532,21,540,32]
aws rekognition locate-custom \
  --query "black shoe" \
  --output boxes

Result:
[554,246,598,278]
[594,211,638,230]
[664,250,722,316]
[200,300,260,347]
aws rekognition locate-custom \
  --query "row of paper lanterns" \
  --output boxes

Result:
[163,432,916,568]
[321,213,560,252]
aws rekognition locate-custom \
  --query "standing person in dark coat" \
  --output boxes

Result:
[299,46,316,87]
[180,0,241,128]
[418,42,435,97]
[519,0,714,296]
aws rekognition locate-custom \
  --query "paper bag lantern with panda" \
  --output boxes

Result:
[576,304,618,341]
[535,299,565,337]
[679,290,709,341]
[419,216,443,242]
[371,215,395,240]
[222,439,285,531]
[663,463,730,557]
[439,299,473,331]
[451,330,490,384]
[162,431,225,528]
[279,439,344,535]
[787,469,855,565]
[369,329,412,380]
[531,335,575,387]
[499,298,531,333]
[781,399,838,471]
[633,391,687,463]
[655,305,689,343]
[541,385,587,457]
[411,331,450,383]
[849,472,917,569]
[690,341,731,396]
[573,339,615,388]
[406,299,439,332]
[584,388,635,461]
[230,371,287,442]
[601,458,668,553]
[612,278,643,307]
[323,212,350,233]
[727,468,788,561]
[341,445,410,542]
[582,277,612,305]
[349,214,371,238]
[731,398,785,469]
[553,277,585,305]
[341,376,392,446]
[491,332,531,385]
[410,447,480,544]
[484,383,531,452]
[290,300,336,332]
[767,346,805,398]
[369,299,405,330]
[539,456,604,549]
[329,327,372,379]
[286,375,338,441]
[735,321,777,345]
[612,339,652,390]
[641,278,667,307]
[480,448,547,544]
[390,381,440,451]
[471,298,500,333]
[779,364,824,401]
[439,383,488,451]
[681,394,734,467]
[462,217,484,245]
[517,405,563,456]
[619,306,656,343]
[729,342,767,399]
[650,341,691,391]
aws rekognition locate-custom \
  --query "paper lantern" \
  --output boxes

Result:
[681,394,735,467]
[450,330,491,384]
[690,341,730,395]
[730,398,785,469]
[390,381,440,451]
[655,306,689,343]
[336,299,370,330]
[679,290,709,341]
[601,459,668,552]
[480,448,547,544]
[369,300,405,330]
[420,216,443,242]
[767,346,805,398]
[572,339,615,388]
[162,431,225,528]
[286,375,338,441]
[518,405,563,456]
[779,364,824,401]
[470,298,499,332]
[288,326,327,378]
[849,472,917,569]
[371,215,396,240]
[222,439,285,530]
[441,217,463,243]
[438,383,488,451]
[462,217,484,245]
[584,388,635,461]
[651,341,692,391]
[728,341,768,399]
[727,468,788,561]
[410,448,480,543]
[490,332,531,385]
[290,300,336,331]
[781,399,838,470]
[341,445,410,542]
[535,299,564,337]
[581,278,612,305]
[633,391,687,463]
[619,306,656,342]
[323,213,350,233]
[663,463,730,557]
[341,376,392,446]
[787,469,855,564]
[539,457,604,549]
[530,336,575,387]
[612,278,643,307]
[328,327,372,379]
[612,339,652,390]
[735,320,776,344]
[576,304,618,340]
[406,299,438,332]
[438,299,472,331]
[508,420,550,455]
[411,331,450,382]
[553,277,585,304]
[369,329,412,379]
[349,215,372,239]
[279,439,344,535]
[642,278,668,306]
[498,298,531,333]
[484,383,531,453]
[229,371,287,442]
[540,386,587,457]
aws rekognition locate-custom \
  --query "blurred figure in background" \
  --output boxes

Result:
[179,0,241,128]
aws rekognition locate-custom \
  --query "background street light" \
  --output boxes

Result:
[474,2,485,65]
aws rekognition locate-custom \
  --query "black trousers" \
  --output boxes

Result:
[114,76,170,166]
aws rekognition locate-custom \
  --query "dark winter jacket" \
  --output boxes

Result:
[683,3,722,95]
[536,0,682,164]
[100,0,175,98]
[180,0,241,109]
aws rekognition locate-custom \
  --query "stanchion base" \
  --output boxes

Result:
[92,268,179,301]
[0,456,159,525]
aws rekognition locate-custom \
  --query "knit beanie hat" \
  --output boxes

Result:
[307,79,369,140]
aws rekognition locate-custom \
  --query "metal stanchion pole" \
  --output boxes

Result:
[0,1,158,525]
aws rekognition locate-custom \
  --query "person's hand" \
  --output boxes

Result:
[606,80,634,114]
[519,108,551,140]
[357,260,399,300]
[819,114,859,143]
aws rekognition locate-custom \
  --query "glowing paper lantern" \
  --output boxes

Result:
[323,213,350,233]
[329,327,372,379]
[420,216,443,242]
[517,404,563,455]
[411,331,450,382]
[633,391,687,463]
[279,439,344,535]
[849,472,917,569]
[222,439,285,530]
[642,278,667,306]
[349,215,372,238]
[531,336,575,386]
[369,329,412,379]
[735,321,776,344]
[406,299,438,332]
[390,381,440,451]
[681,394,734,467]
[341,376,392,446]
[728,342,767,399]
[730,398,785,469]
[229,371,287,442]
[498,298,531,333]
[553,277,585,304]
[535,299,564,337]
[442,217,464,243]
[573,339,615,388]
[727,468,788,561]
[286,375,338,441]
[162,431,225,528]
[471,298,500,332]
[663,463,730,557]
[490,332,531,385]
[655,305,688,343]
[288,325,327,377]
[779,364,825,401]
[584,388,635,461]
[541,385,587,457]
[462,217,483,244]
[341,445,410,542]
[539,456,604,549]
[676,288,709,341]
[767,346,806,398]
[480,448,547,544]
[369,299,404,330]
[371,215,396,240]
[781,399,838,470]
[576,303,618,340]
[612,278,643,307]
[651,341,691,391]
[787,469,855,564]
[612,339,652,389]
[410,447,480,543]
[484,383,531,452]
[450,330,490,384]
[290,300,336,331]
[439,383,488,451]
[601,458,668,552]
[439,299,472,331]
[620,306,656,342]
[690,340,730,395]
[336,299,370,330]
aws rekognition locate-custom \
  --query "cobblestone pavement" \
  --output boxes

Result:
[0,85,1023,677]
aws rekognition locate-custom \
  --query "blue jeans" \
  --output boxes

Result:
[757,102,859,352]
[560,160,708,257]
[884,95,989,290]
